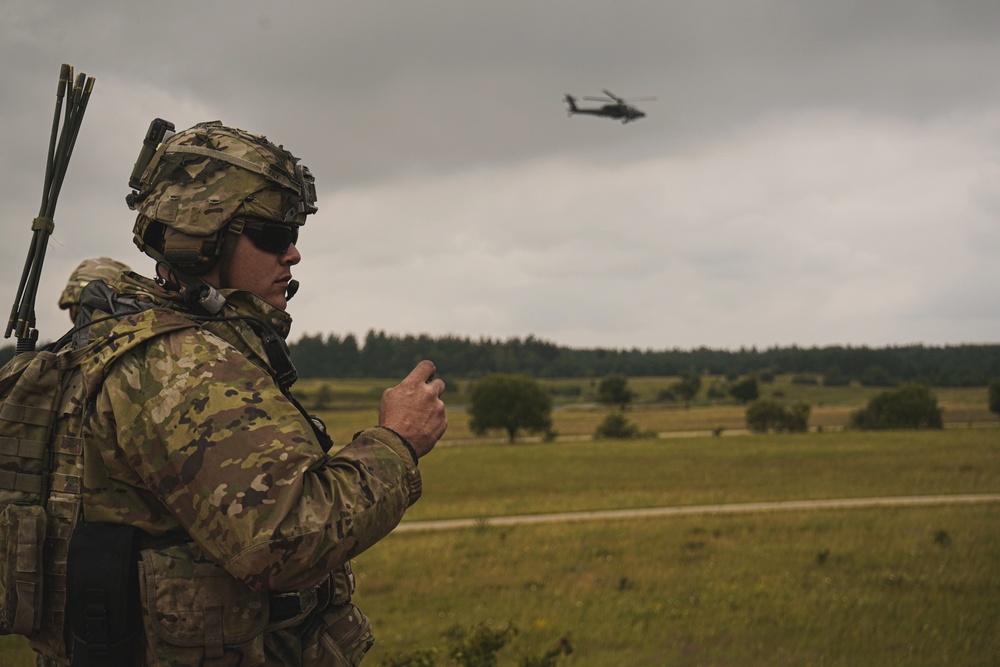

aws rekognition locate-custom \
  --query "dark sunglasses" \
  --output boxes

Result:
[238,219,299,254]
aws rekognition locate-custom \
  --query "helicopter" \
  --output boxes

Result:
[564,89,656,124]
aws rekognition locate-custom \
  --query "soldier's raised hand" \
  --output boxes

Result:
[379,360,447,459]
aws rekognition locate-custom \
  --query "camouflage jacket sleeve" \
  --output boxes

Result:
[91,325,421,592]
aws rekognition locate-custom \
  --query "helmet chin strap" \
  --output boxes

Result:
[217,225,242,290]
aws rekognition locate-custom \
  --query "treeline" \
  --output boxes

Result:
[285,330,1000,386]
[3,331,995,385]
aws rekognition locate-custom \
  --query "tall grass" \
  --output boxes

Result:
[355,505,999,666]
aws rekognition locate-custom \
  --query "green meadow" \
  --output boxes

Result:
[1,378,997,665]
[350,430,998,666]
[296,374,996,445]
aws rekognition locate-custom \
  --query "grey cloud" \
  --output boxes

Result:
[2,1,999,349]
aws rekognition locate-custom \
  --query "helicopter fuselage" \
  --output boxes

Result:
[564,93,647,124]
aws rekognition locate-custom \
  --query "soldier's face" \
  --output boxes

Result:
[220,232,301,310]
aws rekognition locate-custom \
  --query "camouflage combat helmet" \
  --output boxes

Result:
[129,121,317,275]
[58,257,132,310]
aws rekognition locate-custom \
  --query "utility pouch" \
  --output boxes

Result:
[309,603,374,667]
[330,561,356,606]
[138,543,268,667]
[0,503,47,634]
[0,349,60,637]
[67,522,142,667]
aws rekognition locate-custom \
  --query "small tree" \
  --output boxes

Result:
[989,378,1000,419]
[745,399,810,433]
[596,374,634,410]
[671,372,701,409]
[468,374,553,443]
[745,400,784,433]
[783,402,811,432]
[850,383,943,430]
[728,375,760,404]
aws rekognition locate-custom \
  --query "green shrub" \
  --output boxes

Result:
[520,638,573,667]
[594,411,640,440]
[447,623,518,667]
[379,625,572,667]
[745,399,810,433]
[729,375,760,404]
[849,383,943,430]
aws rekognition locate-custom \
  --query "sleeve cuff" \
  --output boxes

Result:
[353,426,418,466]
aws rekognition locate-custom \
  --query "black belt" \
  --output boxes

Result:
[269,574,332,623]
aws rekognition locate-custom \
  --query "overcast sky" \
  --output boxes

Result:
[2,1,999,351]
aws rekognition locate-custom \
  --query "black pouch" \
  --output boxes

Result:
[66,522,142,667]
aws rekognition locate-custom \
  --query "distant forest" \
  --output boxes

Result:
[3,331,996,386]
[286,331,1000,386]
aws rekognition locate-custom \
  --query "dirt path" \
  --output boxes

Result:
[394,494,1000,533]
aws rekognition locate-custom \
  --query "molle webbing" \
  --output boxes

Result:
[0,351,60,504]
[0,310,200,663]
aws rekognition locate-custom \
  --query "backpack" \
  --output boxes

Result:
[0,308,198,661]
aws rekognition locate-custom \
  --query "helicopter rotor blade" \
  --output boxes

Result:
[602,89,624,102]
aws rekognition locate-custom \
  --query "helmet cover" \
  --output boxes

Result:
[130,121,317,269]
[58,256,132,309]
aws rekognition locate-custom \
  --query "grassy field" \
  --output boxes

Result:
[404,430,999,522]
[356,505,999,666]
[295,374,997,445]
[1,378,996,666]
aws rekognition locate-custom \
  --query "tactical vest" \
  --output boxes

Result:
[0,309,198,663]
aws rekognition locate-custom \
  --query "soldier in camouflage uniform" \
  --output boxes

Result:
[46,121,447,667]
[58,257,132,321]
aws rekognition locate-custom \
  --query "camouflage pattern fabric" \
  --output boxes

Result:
[57,257,131,310]
[63,273,420,666]
[132,121,315,236]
